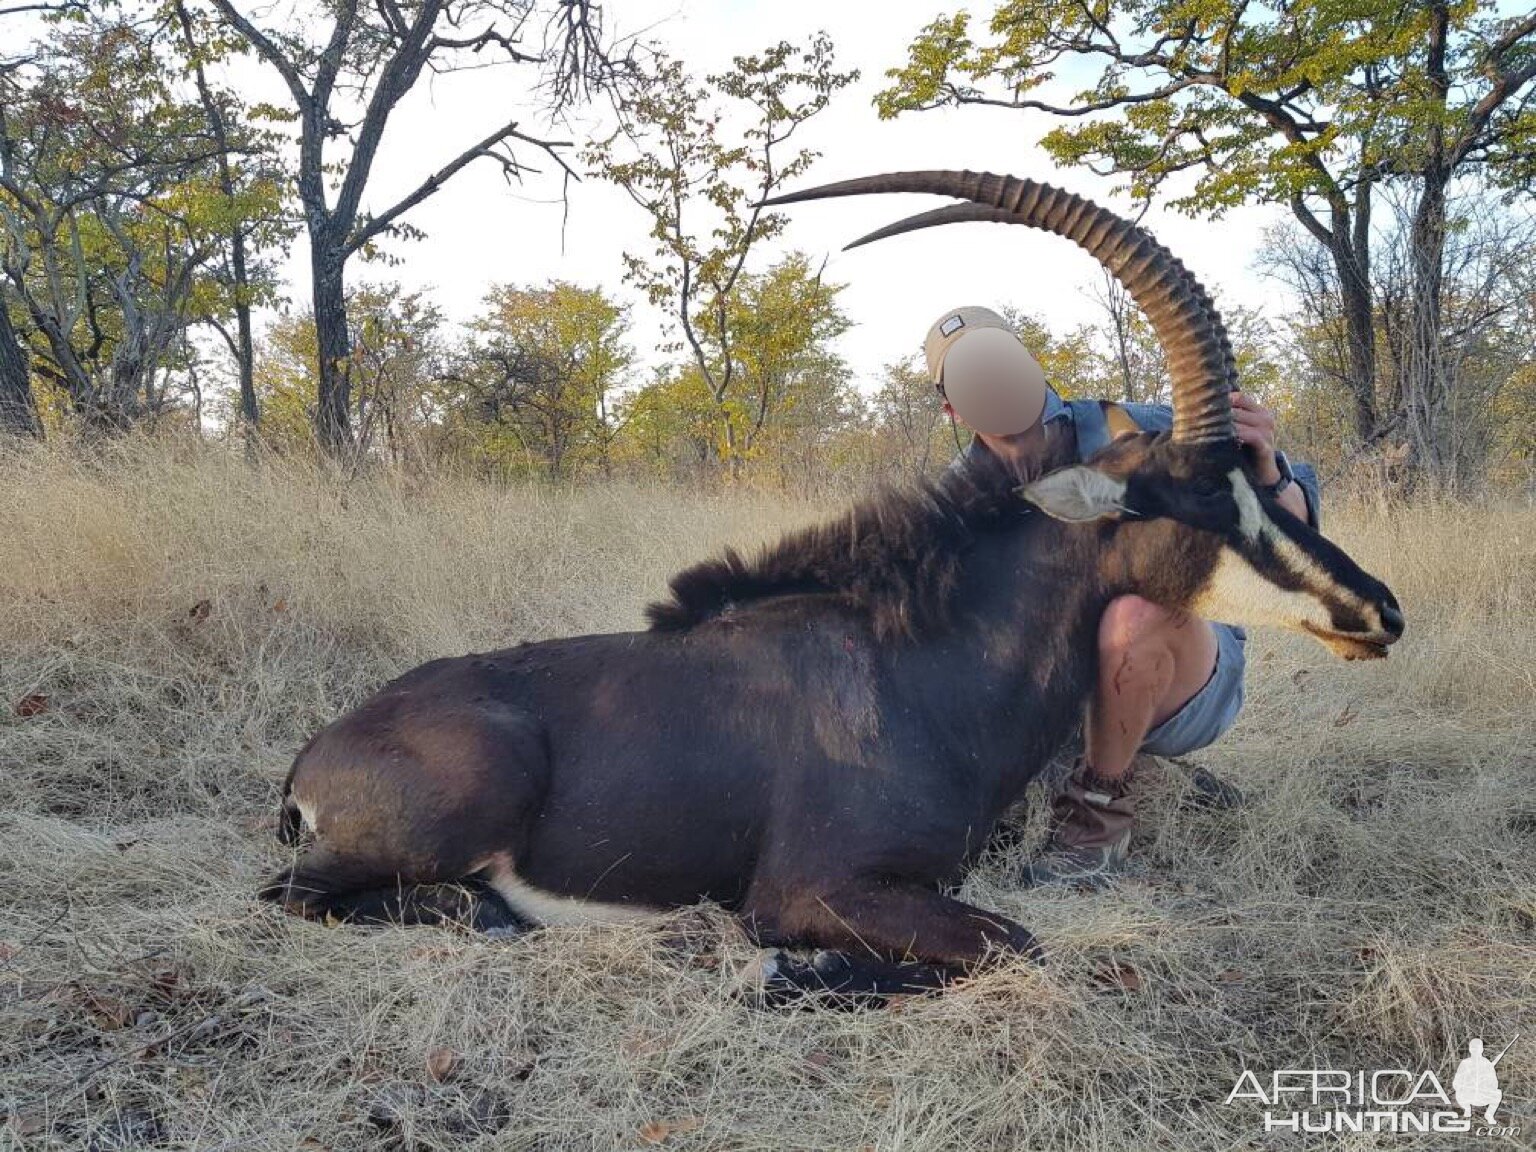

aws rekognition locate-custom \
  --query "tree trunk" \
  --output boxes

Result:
[28,305,95,422]
[0,300,41,438]
[310,245,355,456]
[173,0,258,438]
[1287,183,1378,444]
[1404,170,1451,483]
[1402,0,1454,487]
[232,248,257,431]
[1333,230,1378,443]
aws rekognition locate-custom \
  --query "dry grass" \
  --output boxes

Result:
[2,438,1533,1151]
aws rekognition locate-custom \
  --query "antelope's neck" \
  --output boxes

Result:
[901,515,1117,807]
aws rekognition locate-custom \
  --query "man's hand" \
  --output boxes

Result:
[1232,390,1310,523]
[1231,391,1281,485]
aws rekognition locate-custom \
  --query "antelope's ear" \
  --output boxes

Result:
[1019,465,1130,522]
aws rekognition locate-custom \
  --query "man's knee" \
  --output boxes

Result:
[1099,596,1176,661]
[1097,596,1179,691]
[1099,595,1223,715]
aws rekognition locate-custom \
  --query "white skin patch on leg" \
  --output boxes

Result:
[480,853,666,928]
[295,796,319,835]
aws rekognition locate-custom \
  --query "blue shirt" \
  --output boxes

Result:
[949,387,1323,530]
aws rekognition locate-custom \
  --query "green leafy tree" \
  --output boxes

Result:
[868,357,949,479]
[586,33,857,474]
[618,255,855,483]
[995,305,1099,401]
[0,14,222,430]
[170,0,292,440]
[246,308,316,452]
[250,282,447,465]
[879,1,1536,462]
[620,364,720,480]
[1266,189,1536,486]
[720,252,854,472]
[451,281,635,480]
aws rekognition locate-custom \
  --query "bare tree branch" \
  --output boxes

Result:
[347,120,575,254]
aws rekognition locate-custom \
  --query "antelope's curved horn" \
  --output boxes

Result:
[762,171,1236,445]
[842,203,1016,250]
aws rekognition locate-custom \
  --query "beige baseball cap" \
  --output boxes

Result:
[924,306,1047,436]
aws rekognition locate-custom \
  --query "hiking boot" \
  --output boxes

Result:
[1179,761,1247,812]
[1021,763,1136,888]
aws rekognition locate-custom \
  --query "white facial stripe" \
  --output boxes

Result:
[1192,548,1335,631]
[1201,474,1383,635]
[1260,505,1381,625]
[482,854,666,928]
[1228,468,1262,542]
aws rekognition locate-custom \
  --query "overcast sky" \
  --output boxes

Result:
[262,0,1288,388]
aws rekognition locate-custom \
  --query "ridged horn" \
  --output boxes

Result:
[762,171,1237,445]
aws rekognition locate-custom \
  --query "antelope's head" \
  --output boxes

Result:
[763,171,1404,660]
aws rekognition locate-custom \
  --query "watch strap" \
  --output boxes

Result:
[1258,451,1294,498]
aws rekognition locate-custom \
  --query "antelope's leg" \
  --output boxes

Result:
[259,852,526,933]
[311,878,526,933]
[756,950,956,1002]
[752,883,1042,1000]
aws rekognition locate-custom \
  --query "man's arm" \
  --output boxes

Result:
[1289,459,1322,530]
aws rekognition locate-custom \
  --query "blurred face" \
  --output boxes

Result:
[939,328,1047,437]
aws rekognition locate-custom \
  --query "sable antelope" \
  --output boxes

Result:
[260,172,1404,998]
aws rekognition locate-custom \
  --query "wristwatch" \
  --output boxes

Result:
[1256,450,1295,499]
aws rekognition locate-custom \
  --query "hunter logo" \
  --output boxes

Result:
[1454,1038,1509,1123]
[1227,1036,1519,1136]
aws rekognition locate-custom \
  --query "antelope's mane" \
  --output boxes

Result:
[645,440,1063,641]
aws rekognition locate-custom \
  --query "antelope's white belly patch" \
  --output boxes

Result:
[480,853,665,927]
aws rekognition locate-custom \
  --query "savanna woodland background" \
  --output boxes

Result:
[2,1,1534,1149]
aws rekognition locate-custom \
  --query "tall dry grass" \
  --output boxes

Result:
[1,438,1533,1150]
